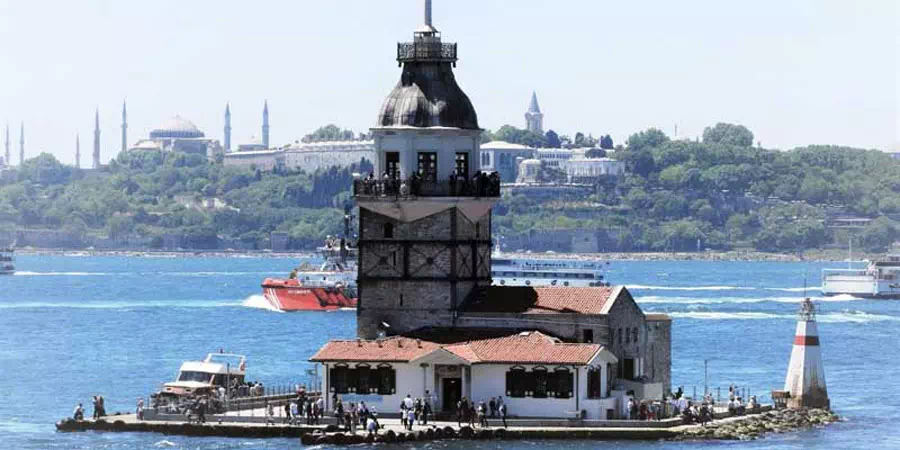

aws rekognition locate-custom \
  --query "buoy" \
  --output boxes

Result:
[784,298,829,409]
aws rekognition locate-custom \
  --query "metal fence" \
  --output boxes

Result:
[352,177,500,199]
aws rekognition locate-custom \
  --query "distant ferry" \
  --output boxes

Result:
[822,254,900,299]
[491,253,608,287]
[0,247,14,275]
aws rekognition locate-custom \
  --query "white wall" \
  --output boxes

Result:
[321,362,426,414]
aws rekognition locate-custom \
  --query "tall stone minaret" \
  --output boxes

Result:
[525,91,544,135]
[784,298,830,409]
[262,100,270,149]
[3,123,9,167]
[75,134,81,169]
[19,122,24,165]
[121,100,128,153]
[93,109,101,169]
[224,103,232,152]
[357,0,494,338]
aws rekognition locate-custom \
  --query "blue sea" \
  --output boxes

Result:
[2,255,899,449]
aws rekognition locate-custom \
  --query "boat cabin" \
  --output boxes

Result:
[161,353,246,397]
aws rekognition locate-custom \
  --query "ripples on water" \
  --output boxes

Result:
[1,256,898,449]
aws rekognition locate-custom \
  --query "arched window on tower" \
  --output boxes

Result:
[384,223,393,239]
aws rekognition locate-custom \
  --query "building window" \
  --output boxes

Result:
[626,327,631,344]
[417,152,437,182]
[505,366,528,398]
[587,367,602,399]
[384,223,393,238]
[475,223,481,238]
[385,152,400,179]
[618,328,623,345]
[455,152,469,177]
[632,327,638,344]
[552,368,573,399]
[583,329,594,343]
[532,366,549,398]
[377,365,396,395]
[330,364,350,394]
[355,365,371,394]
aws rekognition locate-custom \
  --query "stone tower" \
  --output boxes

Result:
[121,100,128,153]
[525,91,543,135]
[75,134,81,169]
[224,103,232,152]
[262,100,269,149]
[93,109,101,169]
[355,0,498,339]
[19,122,24,165]
[784,298,829,409]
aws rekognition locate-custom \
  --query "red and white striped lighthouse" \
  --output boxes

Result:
[784,298,829,409]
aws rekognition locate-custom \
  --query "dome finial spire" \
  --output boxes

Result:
[417,0,438,34]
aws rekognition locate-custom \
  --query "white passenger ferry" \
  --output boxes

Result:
[491,253,608,287]
[822,254,900,299]
[159,352,247,398]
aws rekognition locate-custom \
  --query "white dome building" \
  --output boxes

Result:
[130,115,222,160]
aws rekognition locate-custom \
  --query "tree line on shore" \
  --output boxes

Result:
[0,122,897,252]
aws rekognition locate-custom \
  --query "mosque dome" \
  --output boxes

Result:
[150,115,205,139]
[376,62,479,130]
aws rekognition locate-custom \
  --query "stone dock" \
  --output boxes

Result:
[55,406,839,444]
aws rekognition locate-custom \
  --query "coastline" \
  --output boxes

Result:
[15,247,876,263]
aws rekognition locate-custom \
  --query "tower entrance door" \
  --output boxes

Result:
[386,152,400,178]
[442,378,462,412]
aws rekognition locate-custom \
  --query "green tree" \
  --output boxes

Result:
[702,123,754,147]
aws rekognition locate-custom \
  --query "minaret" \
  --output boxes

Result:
[356,0,495,339]
[262,100,269,149]
[784,298,830,409]
[121,100,128,153]
[224,103,232,152]
[19,122,24,165]
[525,91,544,134]
[4,123,9,167]
[75,134,81,169]
[93,109,101,169]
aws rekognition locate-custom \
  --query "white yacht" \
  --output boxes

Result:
[822,254,900,299]
[491,253,608,287]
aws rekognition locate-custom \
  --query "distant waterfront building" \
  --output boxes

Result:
[480,140,533,182]
[516,158,542,183]
[223,139,374,172]
[562,155,626,183]
[129,116,223,160]
[525,91,544,134]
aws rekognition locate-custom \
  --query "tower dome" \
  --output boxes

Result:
[150,115,205,139]
[376,0,478,130]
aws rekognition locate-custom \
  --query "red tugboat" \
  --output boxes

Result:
[261,212,358,312]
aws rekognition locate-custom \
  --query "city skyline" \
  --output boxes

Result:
[0,0,896,165]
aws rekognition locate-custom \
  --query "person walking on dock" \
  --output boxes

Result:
[489,397,497,417]
[265,402,275,426]
[136,398,144,421]
[91,396,100,420]
[499,402,508,428]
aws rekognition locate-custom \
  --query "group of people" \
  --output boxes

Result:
[271,392,326,426]
[229,379,265,398]
[331,397,381,434]
[626,397,663,421]
[72,396,106,421]
[456,396,508,429]
[359,169,500,198]
[398,393,433,430]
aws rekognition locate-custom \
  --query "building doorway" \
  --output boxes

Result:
[385,152,400,179]
[622,358,635,380]
[442,378,462,412]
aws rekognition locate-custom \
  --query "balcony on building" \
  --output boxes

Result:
[352,172,500,200]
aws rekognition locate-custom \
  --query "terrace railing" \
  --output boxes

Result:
[397,42,457,63]
[352,177,500,200]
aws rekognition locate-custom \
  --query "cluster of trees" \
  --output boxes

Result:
[302,124,368,142]
[494,123,900,252]
[0,148,371,249]
[482,125,614,150]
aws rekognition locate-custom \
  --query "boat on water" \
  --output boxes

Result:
[822,254,900,299]
[261,212,358,312]
[159,352,247,399]
[0,246,14,275]
[491,252,608,287]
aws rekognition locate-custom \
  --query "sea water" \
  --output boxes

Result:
[1,255,899,449]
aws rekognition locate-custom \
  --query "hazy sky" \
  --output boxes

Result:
[0,0,896,165]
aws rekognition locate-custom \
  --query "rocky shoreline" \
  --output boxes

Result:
[676,408,840,441]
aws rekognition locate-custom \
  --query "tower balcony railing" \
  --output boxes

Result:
[397,42,458,63]
[353,175,500,199]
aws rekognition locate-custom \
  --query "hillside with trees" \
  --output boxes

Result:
[1,122,897,253]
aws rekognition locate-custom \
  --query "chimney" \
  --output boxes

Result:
[377,340,383,348]
[357,338,362,347]
[416,339,422,348]
[397,339,403,348]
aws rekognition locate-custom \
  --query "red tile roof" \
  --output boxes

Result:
[463,286,620,315]
[310,331,603,365]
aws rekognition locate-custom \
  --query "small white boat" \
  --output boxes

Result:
[822,254,900,299]
[0,246,14,275]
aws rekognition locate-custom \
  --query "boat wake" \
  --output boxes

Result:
[666,310,900,323]
[241,294,284,313]
[0,299,240,309]
[14,271,108,276]
[637,294,863,305]
[629,284,823,293]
